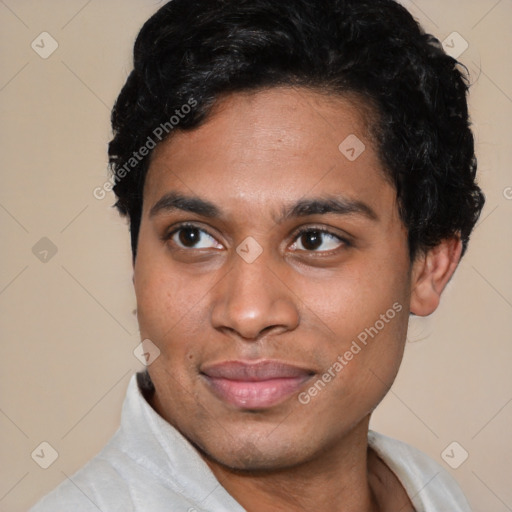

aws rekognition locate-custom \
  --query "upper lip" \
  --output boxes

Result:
[201,360,314,381]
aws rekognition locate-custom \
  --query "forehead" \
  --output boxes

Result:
[143,87,394,220]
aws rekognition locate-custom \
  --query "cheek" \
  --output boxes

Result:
[298,305,409,427]
[133,255,221,367]
[294,256,410,406]
[134,247,197,339]
[292,258,409,340]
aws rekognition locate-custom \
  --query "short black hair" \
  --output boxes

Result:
[108,0,485,261]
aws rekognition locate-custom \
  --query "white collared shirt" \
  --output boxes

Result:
[30,373,472,512]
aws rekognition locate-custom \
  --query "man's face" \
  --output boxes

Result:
[134,87,415,470]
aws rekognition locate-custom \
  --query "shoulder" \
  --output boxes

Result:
[29,372,216,512]
[368,430,472,512]
[28,441,134,512]
[28,439,196,512]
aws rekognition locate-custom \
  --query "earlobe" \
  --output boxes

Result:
[409,237,463,316]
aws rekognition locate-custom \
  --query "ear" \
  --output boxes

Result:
[409,237,463,316]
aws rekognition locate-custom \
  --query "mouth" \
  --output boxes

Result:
[200,360,314,410]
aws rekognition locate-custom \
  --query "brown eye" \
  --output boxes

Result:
[178,227,201,247]
[291,229,344,252]
[170,226,222,249]
[300,231,323,251]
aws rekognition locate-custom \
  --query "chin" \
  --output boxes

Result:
[193,430,309,473]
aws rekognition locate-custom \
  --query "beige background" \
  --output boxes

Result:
[0,1,511,511]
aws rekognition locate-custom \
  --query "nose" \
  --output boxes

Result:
[210,254,300,341]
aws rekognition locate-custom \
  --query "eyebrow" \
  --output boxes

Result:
[279,196,378,222]
[149,191,378,223]
[149,192,220,218]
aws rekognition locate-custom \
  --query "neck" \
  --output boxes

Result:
[200,418,380,512]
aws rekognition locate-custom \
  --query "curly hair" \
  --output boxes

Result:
[108,0,485,261]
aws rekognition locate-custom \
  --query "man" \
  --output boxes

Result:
[31,0,484,510]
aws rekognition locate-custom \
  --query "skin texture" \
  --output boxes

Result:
[133,87,462,512]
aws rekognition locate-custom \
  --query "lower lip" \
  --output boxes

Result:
[203,375,311,409]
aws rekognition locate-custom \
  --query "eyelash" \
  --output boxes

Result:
[162,222,211,242]
[291,226,351,252]
[163,222,351,254]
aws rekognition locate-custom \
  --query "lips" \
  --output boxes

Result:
[201,360,314,409]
